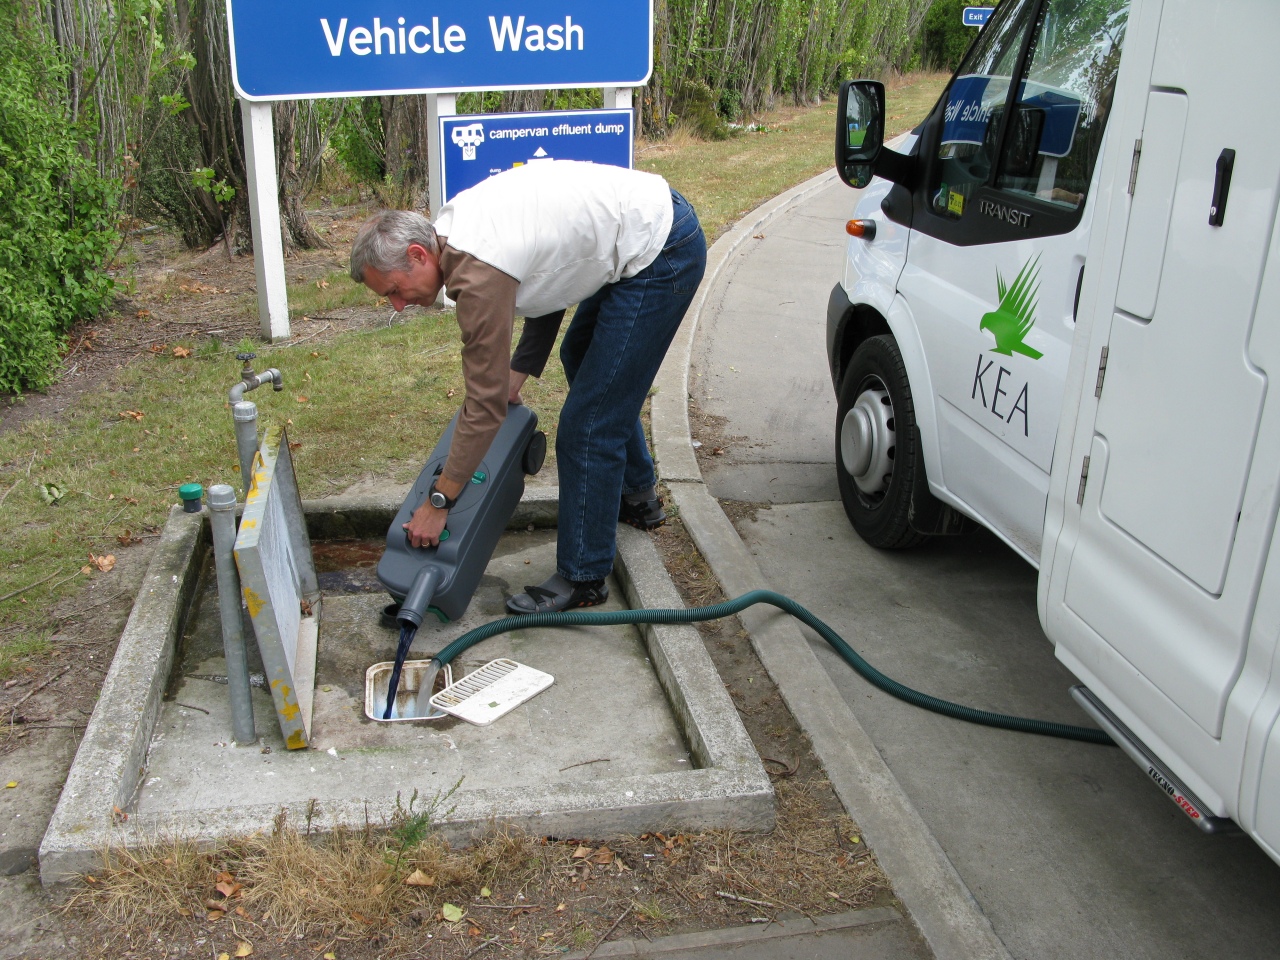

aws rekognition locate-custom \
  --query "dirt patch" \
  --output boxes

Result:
[0,201,400,437]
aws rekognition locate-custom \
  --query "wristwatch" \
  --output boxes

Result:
[427,482,457,511]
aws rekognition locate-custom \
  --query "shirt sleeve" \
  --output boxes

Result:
[511,310,566,377]
[438,245,520,487]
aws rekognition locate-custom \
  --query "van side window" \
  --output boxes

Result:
[995,0,1129,207]
[929,0,1039,221]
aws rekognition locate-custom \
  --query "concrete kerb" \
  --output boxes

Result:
[651,170,1014,960]
[39,488,772,885]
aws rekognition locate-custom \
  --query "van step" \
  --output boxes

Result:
[1070,686,1236,834]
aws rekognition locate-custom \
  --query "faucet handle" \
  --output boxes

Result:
[236,351,257,363]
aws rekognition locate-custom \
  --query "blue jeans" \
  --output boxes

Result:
[556,190,707,581]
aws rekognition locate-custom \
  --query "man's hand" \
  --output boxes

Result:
[404,501,448,548]
[509,370,529,406]
[403,475,463,548]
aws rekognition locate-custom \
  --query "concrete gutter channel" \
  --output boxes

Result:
[36,171,1007,959]
[651,170,1014,960]
[39,487,772,883]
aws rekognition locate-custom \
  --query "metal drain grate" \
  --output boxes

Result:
[430,658,554,726]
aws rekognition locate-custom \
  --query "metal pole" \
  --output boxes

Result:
[208,484,257,745]
[233,400,259,497]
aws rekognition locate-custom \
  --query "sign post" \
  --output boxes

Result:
[240,102,291,341]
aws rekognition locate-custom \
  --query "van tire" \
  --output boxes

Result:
[836,335,928,549]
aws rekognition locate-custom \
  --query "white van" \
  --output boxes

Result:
[827,0,1280,862]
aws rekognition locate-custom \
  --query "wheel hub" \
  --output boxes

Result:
[840,387,894,495]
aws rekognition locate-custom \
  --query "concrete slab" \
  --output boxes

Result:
[40,491,772,883]
[143,531,692,811]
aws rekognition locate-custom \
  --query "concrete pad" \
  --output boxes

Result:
[143,531,692,809]
[40,491,772,883]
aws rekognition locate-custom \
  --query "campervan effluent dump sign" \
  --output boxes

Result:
[226,0,654,100]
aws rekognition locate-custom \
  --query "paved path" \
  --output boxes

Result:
[668,172,1280,959]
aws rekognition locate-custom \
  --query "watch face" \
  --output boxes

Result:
[430,491,447,508]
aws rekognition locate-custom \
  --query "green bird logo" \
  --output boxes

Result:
[980,255,1043,360]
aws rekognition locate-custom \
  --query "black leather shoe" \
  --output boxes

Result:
[619,495,666,530]
[506,578,609,615]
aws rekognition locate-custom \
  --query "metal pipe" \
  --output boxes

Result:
[208,484,257,745]
[233,401,259,497]
[228,368,283,404]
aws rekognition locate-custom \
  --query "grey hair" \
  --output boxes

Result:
[349,209,440,282]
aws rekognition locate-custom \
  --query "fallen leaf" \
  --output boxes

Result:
[173,346,192,358]
[468,926,482,936]
[572,845,592,859]
[118,530,142,546]
[5,781,16,789]
[121,410,144,421]
[446,388,455,398]
[315,279,330,289]
[753,233,765,239]
[124,496,138,505]
[89,553,116,573]
[480,886,491,898]
[216,879,243,898]
[311,351,320,358]
[208,910,225,922]
[217,954,229,960]
[299,598,313,617]
[111,805,128,822]
[555,903,566,913]
[405,869,435,887]
[590,846,615,865]
[324,954,337,960]
[80,565,93,576]
[234,942,253,957]
[296,396,309,403]
[177,907,192,917]
[131,447,140,453]
[149,343,166,353]
[441,903,464,923]
[136,310,151,319]
[288,441,302,451]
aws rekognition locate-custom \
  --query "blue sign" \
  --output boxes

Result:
[963,6,995,26]
[439,109,633,203]
[941,75,1081,159]
[226,1,653,101]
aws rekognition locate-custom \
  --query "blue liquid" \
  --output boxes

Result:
[382,623,418,720]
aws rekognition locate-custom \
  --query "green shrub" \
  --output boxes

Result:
[0,6,118,391]
[920,0,989,71]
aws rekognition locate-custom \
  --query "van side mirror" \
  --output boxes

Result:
[836,80,885,189]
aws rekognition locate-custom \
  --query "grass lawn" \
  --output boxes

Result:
[0,72,948,677]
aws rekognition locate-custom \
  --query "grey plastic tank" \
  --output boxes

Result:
[377,403,545,625]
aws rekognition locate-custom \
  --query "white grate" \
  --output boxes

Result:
[430,658,554,726]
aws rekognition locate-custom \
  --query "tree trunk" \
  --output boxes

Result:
[274,101,325,252]
[379,94,431,210]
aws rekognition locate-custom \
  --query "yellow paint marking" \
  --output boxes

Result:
[280,701,300,722]
[239,519,257,530]
[286,730,307,750]
[243,587,265,618]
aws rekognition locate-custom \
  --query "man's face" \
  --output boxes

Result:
[361,243,442,311]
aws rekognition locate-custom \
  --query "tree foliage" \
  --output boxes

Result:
[0,1,118,391]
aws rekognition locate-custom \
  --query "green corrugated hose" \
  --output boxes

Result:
[433,588,1114,746]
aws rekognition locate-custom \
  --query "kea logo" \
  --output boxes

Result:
[980,255,1043,360]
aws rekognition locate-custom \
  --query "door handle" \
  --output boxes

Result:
[1209,148,1235,227]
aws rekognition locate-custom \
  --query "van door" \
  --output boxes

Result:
[895,0,1130,560]
[1054,0,1280,809]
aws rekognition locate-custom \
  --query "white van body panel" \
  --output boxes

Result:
[1039,0,1280,846]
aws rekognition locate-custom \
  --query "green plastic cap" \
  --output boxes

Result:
[178,483,204,502]
[438,528,450,541]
